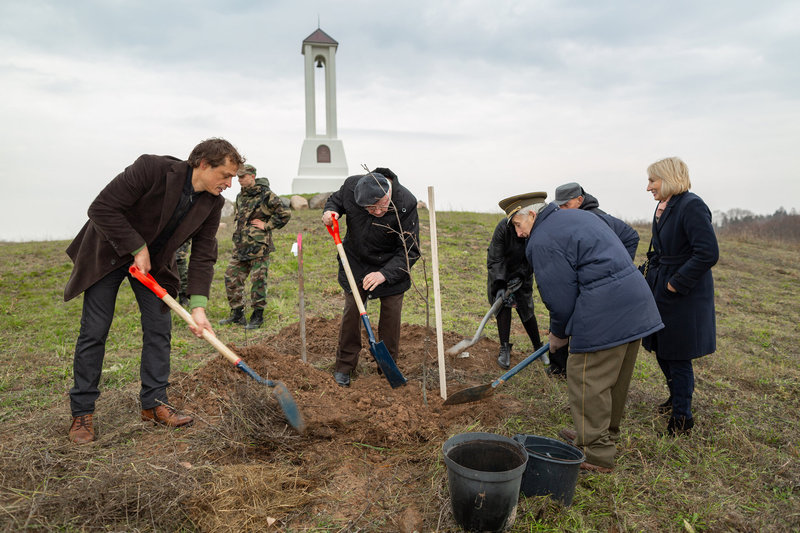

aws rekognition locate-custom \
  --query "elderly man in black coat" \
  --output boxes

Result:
[322,168,420,387]
[642,157,718,436]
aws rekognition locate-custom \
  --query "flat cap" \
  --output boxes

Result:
[554,182,584,205]
[354,173,391,206]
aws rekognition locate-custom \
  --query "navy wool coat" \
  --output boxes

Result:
[527,204,663,353]
[641,192,718,360]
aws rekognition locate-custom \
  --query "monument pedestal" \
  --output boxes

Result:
[293,138,348,193]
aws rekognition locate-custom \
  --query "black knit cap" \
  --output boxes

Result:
[354,173,391,206]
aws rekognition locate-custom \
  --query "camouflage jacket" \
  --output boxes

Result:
[231,178,291,260]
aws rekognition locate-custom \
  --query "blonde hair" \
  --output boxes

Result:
[647,157,691,197]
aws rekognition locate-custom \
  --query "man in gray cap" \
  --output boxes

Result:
[322,168,420,387]
[554,182,639,260]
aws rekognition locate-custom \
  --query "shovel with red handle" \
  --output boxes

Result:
[326,217,407,388]
[128,265,306,433]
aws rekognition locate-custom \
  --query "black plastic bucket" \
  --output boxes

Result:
[442,432,528,532]
[513,434,585,506]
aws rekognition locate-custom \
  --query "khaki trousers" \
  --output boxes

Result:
[566,339,640,468]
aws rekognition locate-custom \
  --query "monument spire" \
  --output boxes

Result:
[292,27,349,194]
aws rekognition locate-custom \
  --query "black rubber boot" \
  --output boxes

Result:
[657,396,673,415]
[522,316,543,351]
[219,307,246,326]
[666,416,694,437]
[245,308,264,330]
[497,342,512,370]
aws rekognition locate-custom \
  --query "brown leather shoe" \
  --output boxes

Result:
[558,428,577,445]
[579,461,613,474]
[141,405,193,428]
[69,414,95,444]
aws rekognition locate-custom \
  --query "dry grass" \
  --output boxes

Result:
[1,211,799,531]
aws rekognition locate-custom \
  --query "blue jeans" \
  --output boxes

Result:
[656,357,695,419]
[70,265,172,416]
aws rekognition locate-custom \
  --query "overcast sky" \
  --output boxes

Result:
[1,0,798,241]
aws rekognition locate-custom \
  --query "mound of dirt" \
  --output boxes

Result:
[185,316,526,447]
[171,316,538,529]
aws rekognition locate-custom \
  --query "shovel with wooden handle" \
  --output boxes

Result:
[325,217,407,388]
[443,343,550,405]
[446,278,525,356]
[128,266,306,433]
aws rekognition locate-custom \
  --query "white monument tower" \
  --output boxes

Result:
[292,27,349,194]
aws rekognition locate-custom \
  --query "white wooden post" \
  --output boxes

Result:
[427,186,447,399]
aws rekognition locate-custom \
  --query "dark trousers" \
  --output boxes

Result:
[70,265,172,416]
[656,357,695,419]
[495,306,542,349]
[335,287,404,374]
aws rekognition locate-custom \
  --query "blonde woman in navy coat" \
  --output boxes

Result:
[641,157,719,436]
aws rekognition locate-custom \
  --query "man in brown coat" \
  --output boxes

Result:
[64,138,244,444]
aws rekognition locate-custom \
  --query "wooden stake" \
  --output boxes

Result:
[427,186,447,400]
[298,233,307,363]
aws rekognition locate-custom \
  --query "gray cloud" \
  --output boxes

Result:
[0,0,798,240]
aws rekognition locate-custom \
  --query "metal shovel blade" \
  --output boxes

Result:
[235,360,306,433]
[442,383,494,405]
[444,343,550,406]
[270,382,306,432]
[446,278,523,356]
[369,340,407,388]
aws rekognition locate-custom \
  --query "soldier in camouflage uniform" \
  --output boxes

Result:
[175,240,191,306]
[219,164,291,329]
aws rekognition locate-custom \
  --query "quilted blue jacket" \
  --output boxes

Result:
[527,203,663,353]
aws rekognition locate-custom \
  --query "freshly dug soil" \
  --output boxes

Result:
[173,316,539,529]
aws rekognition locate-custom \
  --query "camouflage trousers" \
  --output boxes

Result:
[176,241,190,297]
[224,256,270,310]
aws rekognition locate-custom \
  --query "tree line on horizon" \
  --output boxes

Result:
[712,206,800,243]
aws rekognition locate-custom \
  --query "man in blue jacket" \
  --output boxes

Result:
[502,192,663,473]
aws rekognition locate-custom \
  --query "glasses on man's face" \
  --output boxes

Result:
[365,196,391,213]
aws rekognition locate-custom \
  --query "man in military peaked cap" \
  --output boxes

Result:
[505,191,663,473]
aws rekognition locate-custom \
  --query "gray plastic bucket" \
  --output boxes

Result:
[513,434,585,506]
[442,432,528,532]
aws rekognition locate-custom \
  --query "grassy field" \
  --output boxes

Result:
[1,207,798,531]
